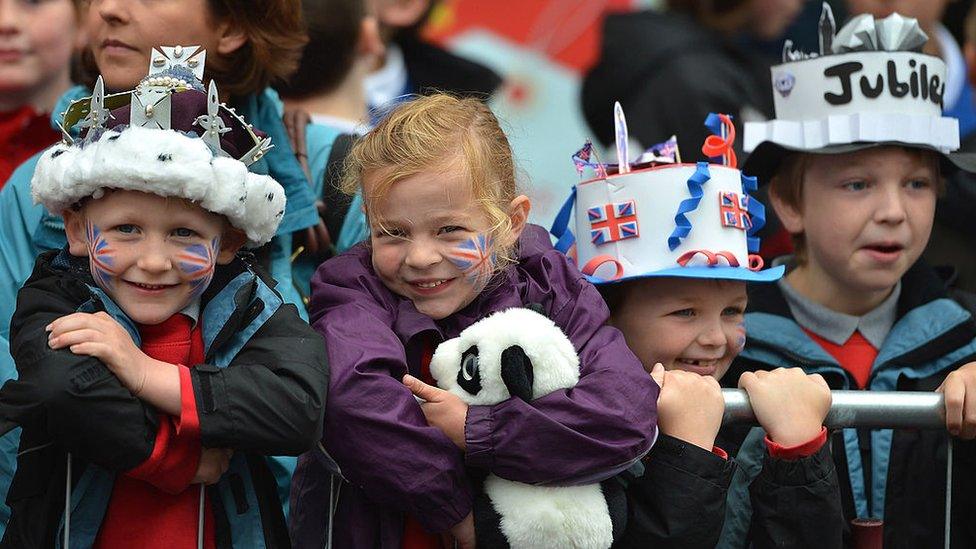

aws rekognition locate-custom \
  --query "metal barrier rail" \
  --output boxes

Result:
[723,389,954,548]
[722,389,946,429]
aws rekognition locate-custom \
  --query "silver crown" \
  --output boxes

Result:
[57,45,273,167]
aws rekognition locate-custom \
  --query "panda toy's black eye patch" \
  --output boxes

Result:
[457,345,482,395]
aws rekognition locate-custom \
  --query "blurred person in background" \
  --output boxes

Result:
[366,0,501,111]
[582,0,803,162]
[0,0,85,185]
[925,1,976,294]
[278,0,385,301]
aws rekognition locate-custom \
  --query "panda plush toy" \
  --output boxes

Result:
[429,307,625,549]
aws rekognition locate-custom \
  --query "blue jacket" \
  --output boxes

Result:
[726,262,976,548]
[0,249,328,548]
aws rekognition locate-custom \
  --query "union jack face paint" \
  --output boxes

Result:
[87,222,117,289]
[176,237,219,297]
[445,233,496,287]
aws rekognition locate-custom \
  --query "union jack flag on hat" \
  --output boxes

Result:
[588,200,639,245]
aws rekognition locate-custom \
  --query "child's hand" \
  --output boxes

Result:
[47,312,152,395]
[193,448,233,485]
[938,361,976,439]
[738,368,830,447]
[441,512,476,549]
[403,375,468,451]
[650,363,724,451]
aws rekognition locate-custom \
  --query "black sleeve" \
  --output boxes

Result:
[190,303,328,455]
[615,434,734,549]
[320,133,358,242]
[1,262,156,470]
[749,441,844,549]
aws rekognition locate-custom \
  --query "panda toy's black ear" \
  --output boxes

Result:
[500,346,534,402]
[457,346,482,396]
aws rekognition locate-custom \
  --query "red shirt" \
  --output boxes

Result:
[94,314,216,549]
[805,329,878,389]
[0,106,59,185]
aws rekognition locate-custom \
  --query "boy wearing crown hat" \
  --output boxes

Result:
[551,106,843,547]
[735,5,976,546]
[0,48,328,548]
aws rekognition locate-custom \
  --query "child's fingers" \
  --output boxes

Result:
[44,313,91,332]
[49,328,102,349]
[46,312,100,337]
[961,377,976,440]
[403,374,441,402]
[650,363,665,388]
[737,370,757,391]
[942,377,965,436]
[67,341,105,359]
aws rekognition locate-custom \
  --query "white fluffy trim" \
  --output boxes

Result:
[485,474,613,549]
[31,126,286,246]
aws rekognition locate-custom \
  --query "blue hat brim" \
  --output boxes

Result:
[586,264,785,285]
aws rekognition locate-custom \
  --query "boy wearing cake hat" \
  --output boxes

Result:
[738,4,976,546]
[0,47,328,547]
[550,106,843,547]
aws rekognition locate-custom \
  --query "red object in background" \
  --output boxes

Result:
[0,106,59,186]
[423,0,637,73]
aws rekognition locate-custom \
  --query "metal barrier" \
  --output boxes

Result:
[722,389,951,548]
[722,389,946,429]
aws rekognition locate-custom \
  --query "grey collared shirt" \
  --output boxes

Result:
[778,277,900,348]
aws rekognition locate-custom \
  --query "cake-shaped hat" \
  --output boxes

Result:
[744,3,976,181]
[31,45,285,246]
[550,103,785,284]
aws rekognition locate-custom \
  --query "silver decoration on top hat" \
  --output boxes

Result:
[818,2,835,55]
[783,4,929,60]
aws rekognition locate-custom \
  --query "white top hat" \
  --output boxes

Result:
[743,4,976,180]
[550,105,785,284]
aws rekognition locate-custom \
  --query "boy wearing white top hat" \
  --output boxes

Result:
[550,106,843,548]
[737,4,976,547]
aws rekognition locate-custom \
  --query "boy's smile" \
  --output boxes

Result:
[64,190,240,325]
[776,147,939,315]
[609,277,748,380]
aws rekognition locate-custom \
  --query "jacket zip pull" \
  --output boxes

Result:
[64,452,71,549]
[325,475,341,549]
[198,483,205,549]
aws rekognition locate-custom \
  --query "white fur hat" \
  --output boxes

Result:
[30,45,285,246]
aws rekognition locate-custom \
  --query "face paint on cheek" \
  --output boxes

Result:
[735,322,747,351]
[445,233,496,288]
[86,221,117,288]
[176,236,219,298]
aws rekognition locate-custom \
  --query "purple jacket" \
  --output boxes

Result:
[289,225,658,548]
